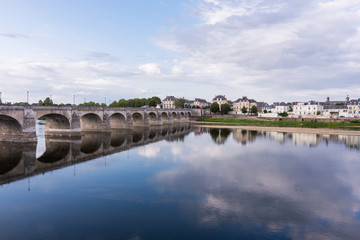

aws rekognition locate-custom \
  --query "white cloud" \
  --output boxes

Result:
[154,0,360,102]
[171,65,182,75]
[138,63,161,75]
[0,58,151,104]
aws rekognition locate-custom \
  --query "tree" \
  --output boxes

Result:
[43,97,53,106]
[174,98,185,108]
[220,103,231,114]
[317,111,321,115]
[38,97,53,106]
[250,105,258,114]
[147,96,161,107]
[278,112,288,117]
[241,106,248,114]
[210,102,220,113]
[263,109,268,113]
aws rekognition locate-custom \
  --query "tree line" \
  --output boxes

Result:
[107,96,161,108]
[36,96,162,108]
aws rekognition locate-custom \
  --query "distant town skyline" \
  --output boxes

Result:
[1,0,359,104]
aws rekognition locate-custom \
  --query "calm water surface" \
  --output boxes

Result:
[0,124,360,240]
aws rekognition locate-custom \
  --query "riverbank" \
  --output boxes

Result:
[194,118,360,136]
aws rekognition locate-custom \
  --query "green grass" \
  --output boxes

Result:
[197,118,360,130]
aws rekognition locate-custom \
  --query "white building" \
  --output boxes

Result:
[193,98,210,108]
[233,96,257,114]
[273,103,291,114]
[348,99,360,117]
[293,101,324,116]
[162,96,176,109]
[323,105,349,117]
[212,95,230,110]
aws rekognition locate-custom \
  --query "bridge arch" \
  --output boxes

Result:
[110,113,127,129]
[180,112,185,120]
[161,112,169,124]
[172,112,178,121]
[0,115,22,135]
[132,112,144,126]
[81,113,103,131]
[148,112,158,125]
[188,112,192,119]
[37,113,71,132]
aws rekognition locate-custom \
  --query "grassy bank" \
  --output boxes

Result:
[197,118,360,130]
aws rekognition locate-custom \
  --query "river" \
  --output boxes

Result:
[0,123,360,239]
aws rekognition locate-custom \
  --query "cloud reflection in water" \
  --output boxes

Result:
[152,127,360,240]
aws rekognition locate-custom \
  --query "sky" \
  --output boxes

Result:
[0,0,359,104]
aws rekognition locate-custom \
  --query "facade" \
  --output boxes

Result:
[323,105,349,117]
[212,95,229,105]
[262,104,274,113]
[193,98,210,108]
[162,96,176,109]
[348,99,360,117]
[212,95,230,110]
[293,101,324,116]
[233,96,257,114]
[256,102,268,113]
[184,99,194,108]
[273,102,291,114]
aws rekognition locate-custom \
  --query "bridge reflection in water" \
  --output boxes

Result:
[0,124,192,186]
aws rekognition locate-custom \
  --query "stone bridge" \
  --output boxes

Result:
[0,106,201,142]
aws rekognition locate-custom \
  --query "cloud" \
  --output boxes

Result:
[85,52,118,62]
[0,58,145,103]
[154,0,360,102]
[0,33,29,39]
[138,63,161,75]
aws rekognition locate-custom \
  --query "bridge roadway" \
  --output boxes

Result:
[0,105,201,142]
[0,124,192,186]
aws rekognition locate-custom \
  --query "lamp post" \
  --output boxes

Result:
[27,91,29,104]
[73,94,76,105]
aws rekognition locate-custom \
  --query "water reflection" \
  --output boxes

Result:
[1,126,360,239]
[0,143,23,175]
[196,127,360,150]
[0,124,192,184]
[153,127,360,239]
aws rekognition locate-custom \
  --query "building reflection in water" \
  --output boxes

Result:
[194,126,360,150]
[0,124,192,185]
